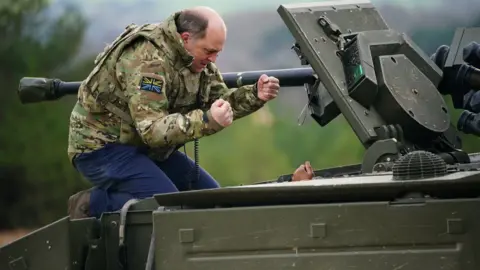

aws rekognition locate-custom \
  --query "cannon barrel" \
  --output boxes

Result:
[18,67,316,104]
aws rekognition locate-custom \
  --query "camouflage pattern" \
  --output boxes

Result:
[68,12,266,162]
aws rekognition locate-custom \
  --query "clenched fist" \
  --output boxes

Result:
[210,99,233,127]
[257,74,280,101]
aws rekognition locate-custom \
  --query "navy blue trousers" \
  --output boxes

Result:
[73,143,220,218]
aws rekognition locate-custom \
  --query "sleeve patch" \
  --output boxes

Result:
[140,76,164,94]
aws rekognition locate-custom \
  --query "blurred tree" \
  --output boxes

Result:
[0,0,90,229]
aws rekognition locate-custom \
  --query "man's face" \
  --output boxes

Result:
[181,27,225,73]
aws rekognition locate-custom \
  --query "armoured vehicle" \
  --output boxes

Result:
[3,0,480,269]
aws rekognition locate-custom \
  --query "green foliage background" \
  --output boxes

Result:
[0,0,479,229]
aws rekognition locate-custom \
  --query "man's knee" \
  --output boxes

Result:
[155,151,220,190]
[196,168,220,189]
[170,170,220,191]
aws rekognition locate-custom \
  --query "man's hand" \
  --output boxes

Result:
[257,74,280,101]
[210,99,233,127]
[292,161,314,181]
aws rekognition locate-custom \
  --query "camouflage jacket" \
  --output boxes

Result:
[68,12,266,162]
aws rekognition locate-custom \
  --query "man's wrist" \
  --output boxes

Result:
[204,110,224,131]
[202,110,210,123]
[251,83,267,104]
[254,82,259,98]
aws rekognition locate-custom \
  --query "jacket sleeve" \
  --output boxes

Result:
[116,40,224,148]
[207,64,266,120]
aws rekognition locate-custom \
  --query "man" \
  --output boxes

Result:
[67,6,281,219]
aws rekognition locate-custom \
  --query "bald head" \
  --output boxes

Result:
[175,6,226,39]
[176,6,227,72]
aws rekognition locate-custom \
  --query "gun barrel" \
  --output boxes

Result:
[18,67,315,104]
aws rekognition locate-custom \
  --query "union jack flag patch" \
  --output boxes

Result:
[140,76,163,94]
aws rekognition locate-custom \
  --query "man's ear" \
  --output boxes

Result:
[180,32,190,44]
